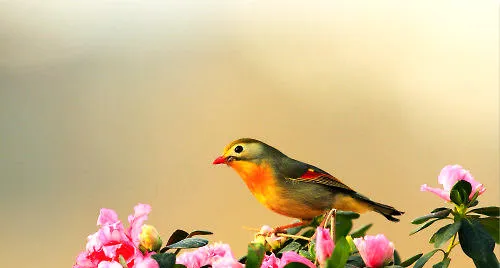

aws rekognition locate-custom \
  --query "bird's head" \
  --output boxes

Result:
[213,138,283,166]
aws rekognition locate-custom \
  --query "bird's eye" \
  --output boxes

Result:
[234,145,243,153]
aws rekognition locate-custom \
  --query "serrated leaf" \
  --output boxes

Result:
[165,238,208,249]
[477,217,499,244]
[410,218,441,235]
[413,249,441,268]
[283,263,312,268]
[399,253,422,267]
[350,223,373,238]
[187,230,213,237]
[278,241,302,253]
[430,221,461,248]
[412,209,452,224]
[325,236,350,268]
[152,253,176,268]
[246,243,265,268]
[450,180,472,206]
[166,230,189,246]
[458,218,499,268]
[469,207,500,217]
[432,258,450,268]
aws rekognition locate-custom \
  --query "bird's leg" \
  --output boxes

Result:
[311,208,337,240]
[273,220,311,234]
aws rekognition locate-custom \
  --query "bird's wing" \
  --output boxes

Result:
[287,167,355,192]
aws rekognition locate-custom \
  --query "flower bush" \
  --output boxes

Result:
[74,165,499,268]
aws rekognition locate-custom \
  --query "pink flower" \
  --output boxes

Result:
[74,204,159,268]
[176,243,243,268]
[353,234,394,268]
[261,252,315,268]
[421,165,486,201]
[315,227,335,266]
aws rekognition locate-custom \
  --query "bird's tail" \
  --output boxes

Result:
[355,194,404,222]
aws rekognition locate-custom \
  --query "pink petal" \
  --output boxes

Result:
[261,253,279,268]
[127,204,152,245]
[279,251,315,268]
[354,235,394,268]
[315,227,334,266]
[134,253,160,268]
[98,208,120,226]
[97,261,123,268]
[420,184,451,201]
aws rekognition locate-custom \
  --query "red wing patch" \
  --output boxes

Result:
[292,168,354,191]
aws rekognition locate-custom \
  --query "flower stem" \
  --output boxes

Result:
[443,232,458,260]
[277,233,312,241]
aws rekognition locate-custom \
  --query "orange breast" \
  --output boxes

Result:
[228,161,278,207]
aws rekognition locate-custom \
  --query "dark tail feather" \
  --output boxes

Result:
[355,194,404,222]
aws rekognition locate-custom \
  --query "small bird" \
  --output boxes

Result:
[213,138,403,230]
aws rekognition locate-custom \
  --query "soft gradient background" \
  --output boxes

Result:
[0,1,498,267]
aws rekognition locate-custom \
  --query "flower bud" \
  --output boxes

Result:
[139,225,162,252]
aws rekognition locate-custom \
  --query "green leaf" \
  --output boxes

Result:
[325,236,350,268]
[246,243,265,268]
[298,249,314,261]
[430,221,461,248]
[414,249,441,268]
[477,217,499,243]
[399,253,422,267]
[410,218,441,235]
[278,241,302,253]
[449,180,472,206]
[431,207,449,213]
[152,253,176,268]
[165,238,208,249]
[187,230,213,237]
[469,206,500,217]
[173,265,186,268]
[283,263,312,268]
[458,218,499,268]
[166,230,189,246]
[468,199,479,208]
[335,214,354,239]
[346,254,364,267]
[412,209,452,224]
[432,258,450,268]
[336,210,360,219]
[394,250,401,265]
[350,223,373,238]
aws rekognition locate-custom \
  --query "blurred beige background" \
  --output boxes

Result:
[0,1,498,267]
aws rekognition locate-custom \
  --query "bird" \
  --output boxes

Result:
[213,138,403,231]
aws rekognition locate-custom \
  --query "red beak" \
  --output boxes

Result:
[212,156,227,165]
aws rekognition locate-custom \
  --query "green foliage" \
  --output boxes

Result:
[414,249,441,268]
[350,223,373,238]
[449,180,472,206]
[429,221,461,248]
[469,206,500,217]
[152,253,177,268]
[325,236,350,268]
[431,258,450,268]
[477,217,499,243]
[399,253,422,267]
[335,211,359,239]
[164,237,209,249]
[412,209,451,224]
[246,243,265,268]
[410,218,442,235]
[458,218,498,268]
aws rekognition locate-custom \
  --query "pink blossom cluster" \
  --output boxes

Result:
[74,204,159,268]
[421,165,486,201]
[175,243,243,268]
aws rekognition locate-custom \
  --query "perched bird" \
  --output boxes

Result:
[213,138,403,230]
